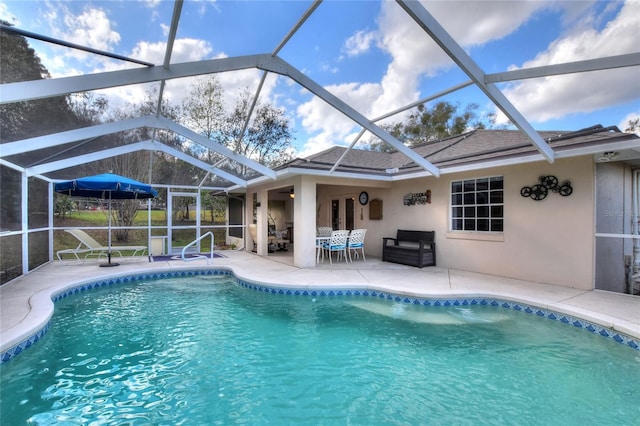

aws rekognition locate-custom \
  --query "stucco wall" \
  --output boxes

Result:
[252,156,596,289]
[469,158,592,288]
[315,157,595,289]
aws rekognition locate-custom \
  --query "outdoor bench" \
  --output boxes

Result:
[382,229,436,268]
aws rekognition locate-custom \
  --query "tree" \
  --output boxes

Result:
[219,89,295,169]
[0,21,85,142]
[181,79,294,169]
[246,100,295,167]
[182,76,226,145]
[67,92,109,124]
[368,101,492,151]
[0,22,96,242]
[64,88,185,242]
[624,117,639,134]
[368,122,409,153]
[54,194,75,219]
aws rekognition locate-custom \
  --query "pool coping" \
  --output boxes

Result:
[2,263,639,364]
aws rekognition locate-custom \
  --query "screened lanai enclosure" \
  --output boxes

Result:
[1,0,639,285]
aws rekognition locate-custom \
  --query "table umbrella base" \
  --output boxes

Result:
[100,252,119,267]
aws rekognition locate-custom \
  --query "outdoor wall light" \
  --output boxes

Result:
[597,151,619,162]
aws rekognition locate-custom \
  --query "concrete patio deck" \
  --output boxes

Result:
[2,251,639,356]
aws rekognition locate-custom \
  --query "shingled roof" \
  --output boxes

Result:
[281,125,639,178]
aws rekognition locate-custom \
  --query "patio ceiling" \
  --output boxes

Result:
[1,0,639,192]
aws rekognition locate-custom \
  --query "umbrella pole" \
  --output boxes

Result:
[100,193,119,267]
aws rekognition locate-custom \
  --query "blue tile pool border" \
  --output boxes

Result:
[2,268,638,364]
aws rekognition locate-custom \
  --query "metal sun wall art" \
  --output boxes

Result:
[404,190,431,206]
[521,175,573,201]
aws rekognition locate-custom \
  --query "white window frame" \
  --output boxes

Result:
[450,176,504,233]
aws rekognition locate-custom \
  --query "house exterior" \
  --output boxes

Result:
[245,125,640,293]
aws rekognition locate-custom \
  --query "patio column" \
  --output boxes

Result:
[256,189,269,256]
[293,176,316,268]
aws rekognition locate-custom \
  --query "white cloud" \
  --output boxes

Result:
[33,3,123,76]
[142,0,163,8]
[132,38,214,64]
[11,0,275,119]
[160,23,170,37]
[320,63,339,74]
[80,38,215,109]
[58,7,120,51]
[296,82,383,156]
[217,68,277,108]
[495,0,640,125]
[296,0,551,155]
[425,1,548,47]
[100,38,277,115]
[343,30,377,57]
[619,111,639,134]
[372,1,551,116]
[0,2,19,24]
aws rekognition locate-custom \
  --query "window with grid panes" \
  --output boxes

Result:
[451,177,503,232]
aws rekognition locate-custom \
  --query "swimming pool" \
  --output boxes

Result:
[1,273,638,424]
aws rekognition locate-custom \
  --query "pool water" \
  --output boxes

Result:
[1,276,639,425]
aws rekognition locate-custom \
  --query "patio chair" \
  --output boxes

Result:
[57,229,147,261]
[347,229,367,262]
[317,226,332,237]
[321,230,350,265]
[315,227,333,262]
[274,229,290,251]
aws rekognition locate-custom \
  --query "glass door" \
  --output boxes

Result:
[331,199,340,230]
[345,197,355,230]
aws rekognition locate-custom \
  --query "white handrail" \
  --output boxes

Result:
[181,231,214,264]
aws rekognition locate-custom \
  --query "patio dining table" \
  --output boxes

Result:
[315,236,330,263]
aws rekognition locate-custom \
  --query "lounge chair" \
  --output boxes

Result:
[56,229,147,261]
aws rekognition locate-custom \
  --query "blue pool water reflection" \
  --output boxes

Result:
[1,275,639,424]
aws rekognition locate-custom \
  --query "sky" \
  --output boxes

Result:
[1,0,639,158]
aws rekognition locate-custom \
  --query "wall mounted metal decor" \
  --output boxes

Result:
[521,175,572,201]
[403,190,431,206]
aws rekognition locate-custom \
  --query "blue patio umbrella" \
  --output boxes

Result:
[55,172,158,267]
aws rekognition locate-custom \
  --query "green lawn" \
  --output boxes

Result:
[54,209,231,255]
[60,209,168,225]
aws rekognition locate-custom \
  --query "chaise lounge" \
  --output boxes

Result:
[56,229,147,261]
[382,230,436,268]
